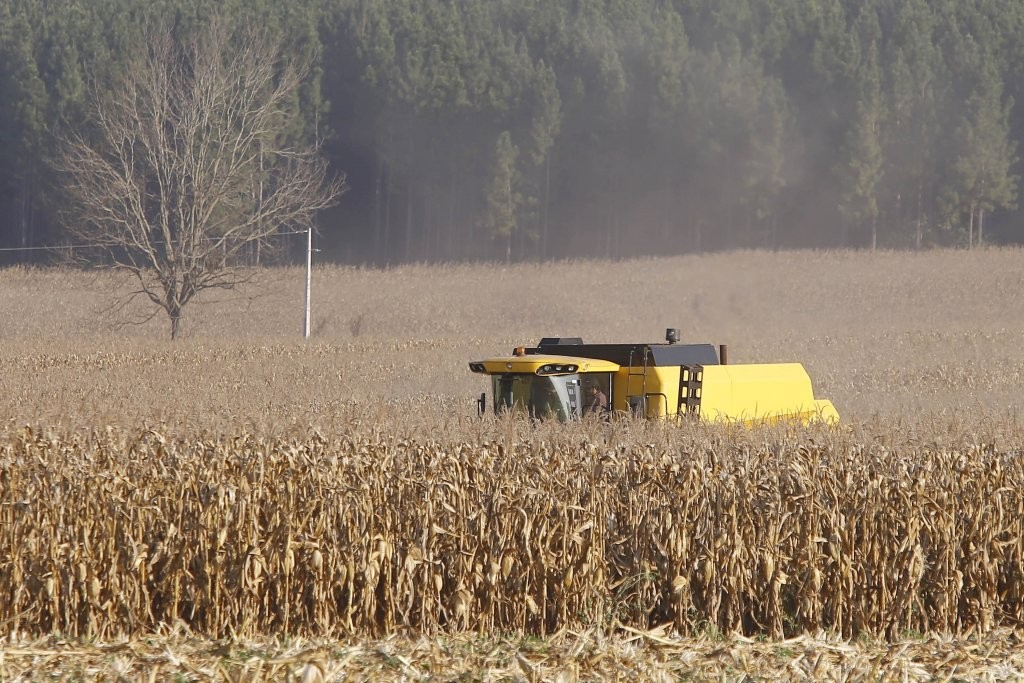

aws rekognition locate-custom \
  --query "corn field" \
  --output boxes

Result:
[4,251,1024,678]
[3,420,1022,640]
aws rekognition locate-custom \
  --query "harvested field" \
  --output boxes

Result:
[2,248,1024,679]
[2,629,1023,681]
[4,248,1024,427]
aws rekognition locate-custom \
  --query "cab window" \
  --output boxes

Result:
[492,374,581,421]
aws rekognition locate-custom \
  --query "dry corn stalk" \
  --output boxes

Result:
[0,422,1022,640]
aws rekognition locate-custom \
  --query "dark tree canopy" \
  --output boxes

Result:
[2,0,1023,265]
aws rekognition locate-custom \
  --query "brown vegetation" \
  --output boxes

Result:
[2,248,1024,676]
[4,248,1024,426]
[2,629,1022,681]
[2,421,1023,641]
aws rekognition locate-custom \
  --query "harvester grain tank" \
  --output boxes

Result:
[469,329,838,424]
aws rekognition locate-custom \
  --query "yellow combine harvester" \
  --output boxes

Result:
[469,329,838,424]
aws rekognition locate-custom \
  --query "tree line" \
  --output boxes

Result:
[1,0,1022,265]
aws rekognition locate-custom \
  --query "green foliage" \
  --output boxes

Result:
[480,130,522,261]
[4,0,1024,260]
[838,39,884,245]
[950,63,1017,215]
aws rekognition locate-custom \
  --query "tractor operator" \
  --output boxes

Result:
[584,381,609,416]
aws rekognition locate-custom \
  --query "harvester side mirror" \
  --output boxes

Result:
[477,392,487,417]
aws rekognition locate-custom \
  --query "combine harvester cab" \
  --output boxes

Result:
[469,329,839,425]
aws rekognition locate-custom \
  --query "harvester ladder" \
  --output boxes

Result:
[626,346,649,416]
[680,365,703,417]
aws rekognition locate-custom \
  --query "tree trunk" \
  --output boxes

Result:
[542,154,550,260]
[447,158,457,260]
[429,190,439,261]
[517,196,527,261]
[373,152,383,263]
[257,141,264,266]
[505,177,513,264]
[404,180,413,262]
[170,311,182,339]
[19,175,35,262]
[382,160,392,264]
[870,212,877,251]
[968,206,975,249]
[915,178,923,250]
[404,130,415,263]
[978,207,985,247]
[726,200,734,247]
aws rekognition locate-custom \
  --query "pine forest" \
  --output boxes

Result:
[1,0,1022,263]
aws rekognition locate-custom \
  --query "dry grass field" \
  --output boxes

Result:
[3,248,1024,680]
[3,248,1024,427]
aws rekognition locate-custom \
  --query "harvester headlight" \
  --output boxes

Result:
[468,362,487,373]
[537,363,579,375]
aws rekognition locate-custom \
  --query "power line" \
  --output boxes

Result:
[0,243,100,253]
[0,230,313,253]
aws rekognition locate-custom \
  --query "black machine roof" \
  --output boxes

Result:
[531,338,720,367]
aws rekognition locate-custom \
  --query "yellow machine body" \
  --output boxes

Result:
[470,337,838,424]
[476,355,620,376]
[695,364,838,424]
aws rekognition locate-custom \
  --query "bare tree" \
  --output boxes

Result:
[58,19,343,338]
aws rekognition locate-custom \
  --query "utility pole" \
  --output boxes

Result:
[304,228,312,339]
